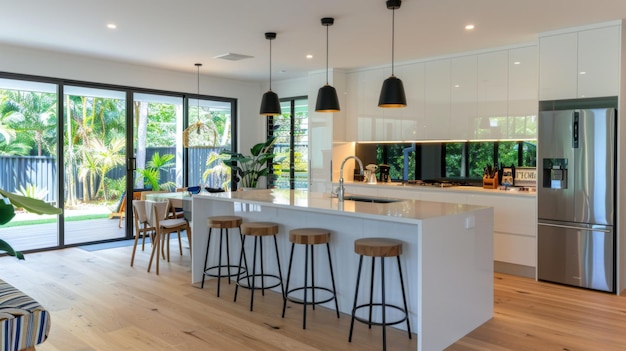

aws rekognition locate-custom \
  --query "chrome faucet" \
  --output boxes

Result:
[338,156,364,202]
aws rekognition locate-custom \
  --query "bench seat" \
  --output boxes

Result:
[0,279,50,351]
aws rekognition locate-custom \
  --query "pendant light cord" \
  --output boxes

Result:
[326,24,330,84]
[269,39,273,90]
[391,7,396,76]
[196,63,201,122]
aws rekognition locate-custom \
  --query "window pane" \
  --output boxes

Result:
[522,141,537,167]
[189,99,233,190]
[64,85,127,245]
[445,143,463,177]
[273,98,308,190]
[0,80,59,251]
[376,144,415,181]
[469,142,494,177]
[133,93,184,192]
[497,141,518,168]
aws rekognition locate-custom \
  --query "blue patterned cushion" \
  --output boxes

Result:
[0,279,50,351]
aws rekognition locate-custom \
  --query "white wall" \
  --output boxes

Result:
[0,43,264,155]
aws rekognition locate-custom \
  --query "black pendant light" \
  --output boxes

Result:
[315,17,340,113]
[260,32,281,116]
[378,0,407,108]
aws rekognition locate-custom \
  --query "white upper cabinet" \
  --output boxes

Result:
[577,26,620,98]
[477,50,509,126]
[356,69,383,141]
[345,43,541,142]
[539,32,578,100]
[508,46,538,139]
[539,24,620,100]
[424,59,451,139]
[402,63,425,140]
[450,55,477,140]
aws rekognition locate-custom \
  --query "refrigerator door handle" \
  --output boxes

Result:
[572,111,579,148]
[538,222,611,233]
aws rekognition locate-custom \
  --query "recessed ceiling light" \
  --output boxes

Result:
[306,54,313,59]
[107,23,117,29]
[580,71,586,75]
[513,61,521,65]
[454,84,460,88]
[465,24,475,30]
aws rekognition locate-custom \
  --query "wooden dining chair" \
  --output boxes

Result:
[148,201,191,275]
[130,200,155,267]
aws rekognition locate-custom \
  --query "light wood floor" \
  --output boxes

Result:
[1,245,625,351]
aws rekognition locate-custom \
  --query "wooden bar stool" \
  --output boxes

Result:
[281,228,340,329]
[234,222,285,312]
[348,238,412,351]
[201,215,246,297]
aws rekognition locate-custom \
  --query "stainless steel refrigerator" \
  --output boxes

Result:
[537,97,617,293]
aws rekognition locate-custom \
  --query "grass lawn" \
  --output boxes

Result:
[1,213,110,227]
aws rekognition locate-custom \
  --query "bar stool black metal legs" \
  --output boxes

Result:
[201,216,246,297]
[348,238,412,351]
[281,228,340,329]
[234,222,285,312]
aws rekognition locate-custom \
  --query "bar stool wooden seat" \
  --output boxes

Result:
[281,228,340,329]
[348,238,412,351]
[234,222,285,311]
[201,215,246,297]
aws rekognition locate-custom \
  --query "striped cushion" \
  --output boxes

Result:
[0,279,50,351]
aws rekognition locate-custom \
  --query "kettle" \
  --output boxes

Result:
[365,164,378,184]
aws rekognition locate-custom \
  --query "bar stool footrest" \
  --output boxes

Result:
[352,303,409,327]
[204,265,246,278]
[285,286,336,305]
[236,274,282,290]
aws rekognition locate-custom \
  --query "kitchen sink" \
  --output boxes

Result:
[343,195,402,203]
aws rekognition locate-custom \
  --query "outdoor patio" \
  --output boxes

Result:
[0,216,128,252]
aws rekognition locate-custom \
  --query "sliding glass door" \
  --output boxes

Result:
[1,72,237,252]
[186,98,234,190]
[132,93,184,193]
[0,78,59,251]
[63,86,127,245]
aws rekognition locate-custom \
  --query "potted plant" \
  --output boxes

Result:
[0,188,62,259]
[220,137,282,189]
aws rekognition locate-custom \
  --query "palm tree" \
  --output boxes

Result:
[137,152,175,191]
[90,137,125,200]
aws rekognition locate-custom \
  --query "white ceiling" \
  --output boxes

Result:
[1,0,625,82]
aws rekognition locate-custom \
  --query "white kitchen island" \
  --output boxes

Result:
[191,189,494,351]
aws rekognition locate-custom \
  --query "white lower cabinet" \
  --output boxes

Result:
[343,183,538,272]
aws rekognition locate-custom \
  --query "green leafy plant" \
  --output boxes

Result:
[203,151,231,190]
[0,188,62,259]
[136,152,176,191]
[16,183,48,201]
[220,137,282,189]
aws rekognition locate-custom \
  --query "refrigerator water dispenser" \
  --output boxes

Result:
[542,158,568,189]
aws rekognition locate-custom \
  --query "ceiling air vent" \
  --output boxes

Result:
[214,53,254,61]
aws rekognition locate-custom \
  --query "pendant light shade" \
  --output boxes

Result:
[315,17,340,113]
[260,32,281,116]
[379,0,407,108]
[183,63,219,148]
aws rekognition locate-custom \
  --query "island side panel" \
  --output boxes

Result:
[191,196,238,283]
[418,207,494,351]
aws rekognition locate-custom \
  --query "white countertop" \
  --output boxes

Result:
[194,189,488,224]
[344,181,537,197]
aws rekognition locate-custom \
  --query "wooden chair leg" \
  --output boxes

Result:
[130,229,141,267]
[148,232,160,275]
[186,227,192,252]
[177,230,183,255]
